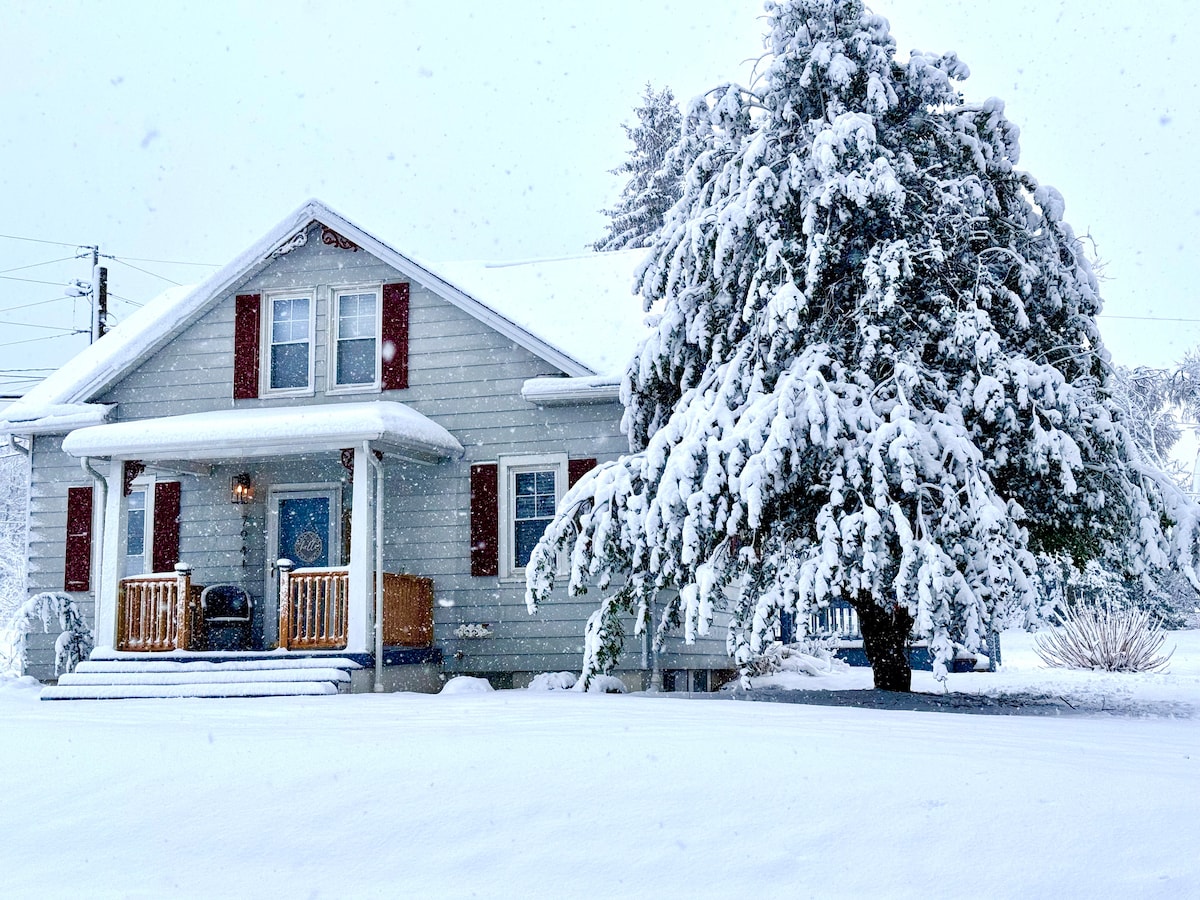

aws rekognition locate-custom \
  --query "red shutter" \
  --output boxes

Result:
[233,293,261,399]
[381,282,410,390]
[470,463,499,577]
[152,481,182,574]
[568,458,598,488]
[64,486,93,592]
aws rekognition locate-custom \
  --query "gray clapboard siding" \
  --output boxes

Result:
[22,224,732,679]
[20,435,96,680]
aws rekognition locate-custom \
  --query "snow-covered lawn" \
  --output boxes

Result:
[1,632,1198,899]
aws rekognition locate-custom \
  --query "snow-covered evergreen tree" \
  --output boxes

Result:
[529,0,1200,691]
[594,84,684,251]
[1111,351,1200,489]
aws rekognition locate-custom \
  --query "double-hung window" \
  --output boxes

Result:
[332,287,380,389]
[498,454,567,578]
[266,292,313,392]
[119,476,181,579]
[123,486,151,578]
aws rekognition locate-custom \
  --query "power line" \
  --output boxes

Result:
[0,295,72,314]
[0,319,80,332]
[112,254,218,267]
[0,232,80,249]
[0,256,76,276]
[1098,314,1200,324]
[0,274,71,287]
[107,256,180,286]
[0,331,88,349]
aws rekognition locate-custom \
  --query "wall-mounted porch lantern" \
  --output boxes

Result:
[230,472,255,504]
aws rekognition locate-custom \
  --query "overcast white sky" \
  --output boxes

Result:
[2,0,1198,395]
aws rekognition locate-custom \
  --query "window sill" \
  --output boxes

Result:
[261,386,316,399]
[325,383,380,397]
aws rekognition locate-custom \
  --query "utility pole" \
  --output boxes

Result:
[96,265,108,339]
[78,245,108,343]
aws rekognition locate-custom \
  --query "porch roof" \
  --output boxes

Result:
[60,401,464,464]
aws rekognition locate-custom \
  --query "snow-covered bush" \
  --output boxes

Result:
[1034,604,1173,673]
[527,671,578,691]
[743,639,848,679]
[439,676,495,695]
[583,674,627,694]
[7,591,94,676]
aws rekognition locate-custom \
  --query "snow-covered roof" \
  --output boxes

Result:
[432,251,648,377]
[0,200,650,436]
[60,401,464,464]
[520,374,622,406]
[0,401,113,435]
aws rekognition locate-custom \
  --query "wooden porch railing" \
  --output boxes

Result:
[276,563,434,651]
[382,573,434,648]
[117,564,201,651]
[278,563,349,650]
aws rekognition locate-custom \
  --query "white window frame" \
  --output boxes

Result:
[327,282,383,393]
[122,475,157,578]
[497,453,568,581]
[261,289,316,397]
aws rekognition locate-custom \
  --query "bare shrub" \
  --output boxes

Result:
[1034,604,1174,673]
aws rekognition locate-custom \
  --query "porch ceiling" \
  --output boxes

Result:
[60,400,464,464]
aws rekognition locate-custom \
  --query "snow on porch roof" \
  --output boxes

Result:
[60,401,465,464]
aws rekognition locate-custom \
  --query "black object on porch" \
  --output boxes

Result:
[199,584,253,651]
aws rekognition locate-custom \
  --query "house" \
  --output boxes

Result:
[0,199,730,697]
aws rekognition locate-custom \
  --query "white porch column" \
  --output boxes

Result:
[345,445,375,653]
[95,457,126,651]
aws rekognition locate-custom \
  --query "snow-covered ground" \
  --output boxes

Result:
[1,631,1198,899]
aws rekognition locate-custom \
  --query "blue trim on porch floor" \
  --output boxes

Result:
[90,648,443,666]
[350,647,443,667]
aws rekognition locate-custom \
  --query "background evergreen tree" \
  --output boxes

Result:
[531,0,1200,691]
[594,84,683,251]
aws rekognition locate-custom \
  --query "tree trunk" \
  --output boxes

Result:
[855,599,914,692]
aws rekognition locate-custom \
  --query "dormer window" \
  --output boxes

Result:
[332,287,380,389]
[232,281,408,401]
[266,292,314,394]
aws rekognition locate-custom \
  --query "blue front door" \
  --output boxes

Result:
[279,496,331,567]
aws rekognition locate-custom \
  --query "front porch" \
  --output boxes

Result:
[59,401,464,693]
[114,562,436,655]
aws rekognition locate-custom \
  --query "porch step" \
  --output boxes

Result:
[41,657,362,700]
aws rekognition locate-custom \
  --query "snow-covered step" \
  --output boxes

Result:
[54,667,351,687]
[40,656,362,700]
[74,657,362,674]
[41,681,339,700]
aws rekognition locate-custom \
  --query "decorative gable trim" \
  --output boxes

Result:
[321,226,360,251]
